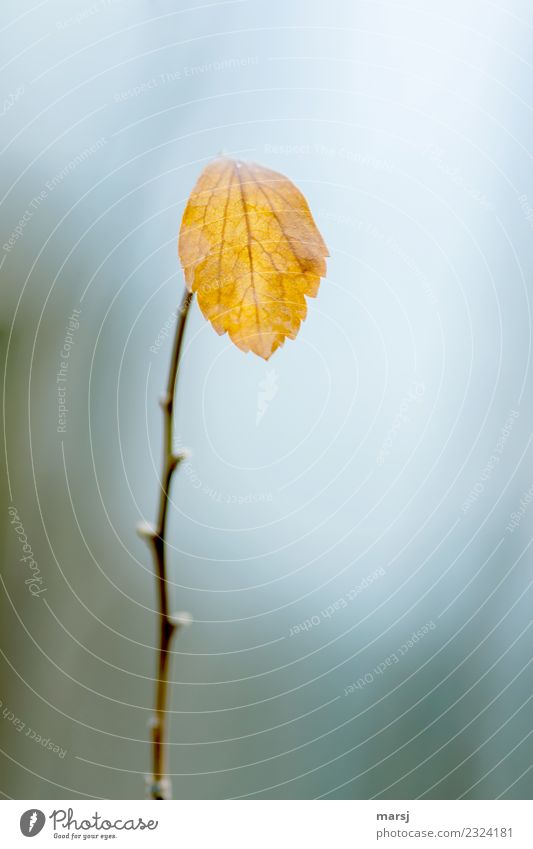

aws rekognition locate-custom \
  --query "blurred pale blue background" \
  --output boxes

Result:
[1,0,533,799]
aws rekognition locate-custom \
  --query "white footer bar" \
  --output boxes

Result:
[1,799,531,848]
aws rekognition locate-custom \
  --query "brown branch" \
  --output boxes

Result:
[138,288,193,800]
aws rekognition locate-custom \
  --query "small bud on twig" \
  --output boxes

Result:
[136,521,156,541]
[145,775,172,801]
[169,610,193,629]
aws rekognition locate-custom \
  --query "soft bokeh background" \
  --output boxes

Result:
[1,0,533,800]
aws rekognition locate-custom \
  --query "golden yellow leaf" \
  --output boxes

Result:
[178,157,328,359]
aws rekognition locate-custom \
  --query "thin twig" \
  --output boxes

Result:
[138,288,193,800]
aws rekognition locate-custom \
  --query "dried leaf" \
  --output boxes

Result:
[178,157,328,359]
